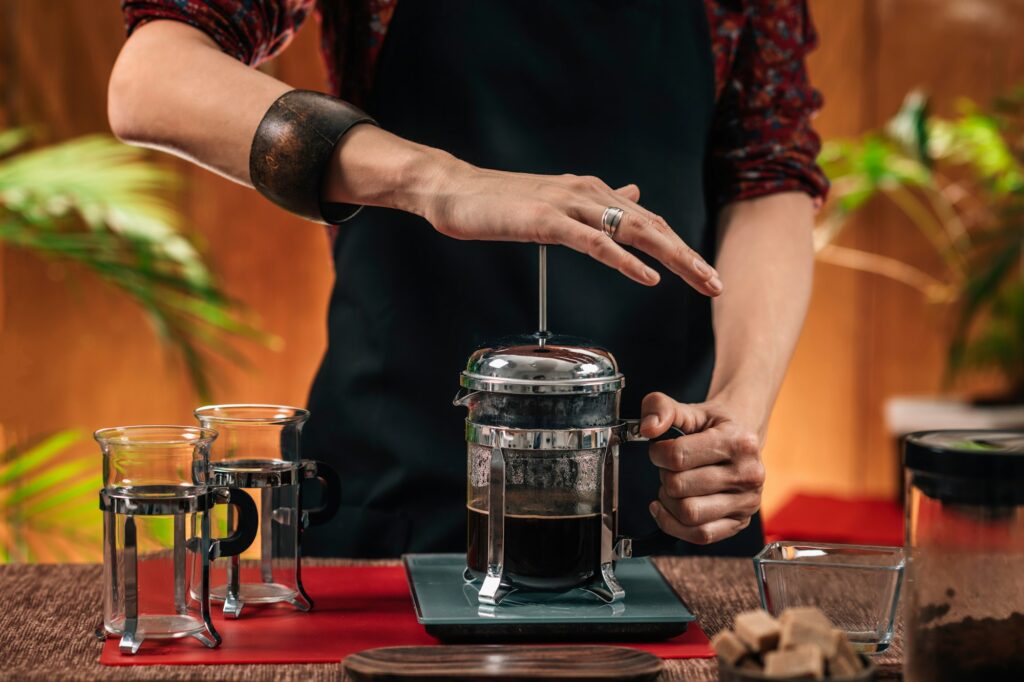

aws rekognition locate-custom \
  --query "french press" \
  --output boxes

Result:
[455,245,674,606]
[96,426,258,654]
[193,404,340,616]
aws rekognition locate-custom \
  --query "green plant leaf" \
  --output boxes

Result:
[0,430,81,486]
[0,127,33,158]
[6,459,95,508]
[18,475,103,518]
[1,431,104,563]
[0,128,271,399]
[886,90,931,166]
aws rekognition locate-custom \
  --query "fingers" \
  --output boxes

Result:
[542,215,660,286]
[657,488,762,526]
[616,211,723,296]
[557,174,721,296]
[572,199,722,297]
[648,430,731,471]
[639,391,678,438]
[614,184,641,202]
[649,499,753,545]
[659,465,744,499]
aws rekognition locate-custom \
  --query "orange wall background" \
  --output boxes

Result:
[2,0,1023,529]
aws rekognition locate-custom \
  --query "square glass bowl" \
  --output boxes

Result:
[753,541,904,653]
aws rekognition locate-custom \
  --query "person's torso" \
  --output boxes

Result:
[302,0,718,556]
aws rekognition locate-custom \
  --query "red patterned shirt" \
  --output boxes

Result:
[121,0,828,208]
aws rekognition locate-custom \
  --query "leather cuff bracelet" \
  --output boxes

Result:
[249,90,377,224]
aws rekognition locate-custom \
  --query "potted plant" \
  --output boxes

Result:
[816,87,1024,437]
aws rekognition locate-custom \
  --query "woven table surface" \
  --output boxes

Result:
[0,557,903,681]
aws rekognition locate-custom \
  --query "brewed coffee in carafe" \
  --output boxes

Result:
[466,446,608,591]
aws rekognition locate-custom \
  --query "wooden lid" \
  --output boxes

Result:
[344,645,663,681]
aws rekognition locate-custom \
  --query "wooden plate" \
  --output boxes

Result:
[344,645,663,681]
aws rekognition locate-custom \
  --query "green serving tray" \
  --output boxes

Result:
[403,554,695,642]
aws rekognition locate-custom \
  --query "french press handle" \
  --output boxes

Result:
[210,488,258,559]
[300,459,341,527]
[618,418,686,443]
[613,419,685,560]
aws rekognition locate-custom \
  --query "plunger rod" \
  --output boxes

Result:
[538,244,547,345]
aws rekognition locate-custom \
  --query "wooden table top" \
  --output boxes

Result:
[0,557,903,681]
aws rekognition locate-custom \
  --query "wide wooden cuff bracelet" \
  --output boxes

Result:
[249,89,377,224]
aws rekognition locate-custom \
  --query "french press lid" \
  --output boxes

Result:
[460,332,625,395]
[904,430,1024,505]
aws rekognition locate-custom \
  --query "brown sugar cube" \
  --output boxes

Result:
[779,616,838,658]
[827,630,863,678]
[764,644,825,680]
[734,610,781,652]
[780,606,834,631]
[711,629,751,665]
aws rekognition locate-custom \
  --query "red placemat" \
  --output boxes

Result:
[764,493,904,547]
[100,565,712,665]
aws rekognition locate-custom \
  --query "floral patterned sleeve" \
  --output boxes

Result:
[707,0,829,209]
[121,0,315,67]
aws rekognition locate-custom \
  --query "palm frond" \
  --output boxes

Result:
[0,128,275,400]
[0,431,104,563]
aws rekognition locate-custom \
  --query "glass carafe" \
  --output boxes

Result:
[193,404,340,616]
[903,430,1024,682]
[96,426,257,654]
[456,334,672,606]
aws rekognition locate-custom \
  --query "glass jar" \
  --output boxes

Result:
[194,405,339,616]
[903,430,1024,681]
[95,426,257,654]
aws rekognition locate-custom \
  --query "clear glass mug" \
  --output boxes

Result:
[193,404,340,616]
[96,426,258,654]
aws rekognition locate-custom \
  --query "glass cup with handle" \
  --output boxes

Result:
[192,404,340,616]
[96,425,258,654]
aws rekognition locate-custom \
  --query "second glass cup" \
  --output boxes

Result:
[191,404,340,616]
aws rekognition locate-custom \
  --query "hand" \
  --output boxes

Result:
[422,158,723,295]
[640,392,766,545]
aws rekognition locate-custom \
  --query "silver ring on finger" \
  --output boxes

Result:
[601,206,625,240]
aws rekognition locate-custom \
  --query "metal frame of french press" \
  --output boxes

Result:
[463,420,641,606]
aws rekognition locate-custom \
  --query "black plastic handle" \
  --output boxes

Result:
[303,460,341,527]
[213,488,258,558]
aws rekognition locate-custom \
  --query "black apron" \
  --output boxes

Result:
[302,0,764,557]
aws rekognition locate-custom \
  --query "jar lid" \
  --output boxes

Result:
[460,333,625,394]
[904,430,1024,479]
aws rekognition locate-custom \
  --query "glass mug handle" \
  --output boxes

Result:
[300,460,341,527]
[209,488,259,559]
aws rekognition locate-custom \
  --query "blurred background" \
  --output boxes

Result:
[1,0,1022,561]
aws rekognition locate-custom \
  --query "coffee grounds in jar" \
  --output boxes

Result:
[909,611,1024,681]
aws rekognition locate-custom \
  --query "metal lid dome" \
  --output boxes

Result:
[460,333,625,395]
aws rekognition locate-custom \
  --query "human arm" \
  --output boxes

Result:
[642,193,815,544]
[638,0,827,544]
[107,11,722,293]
